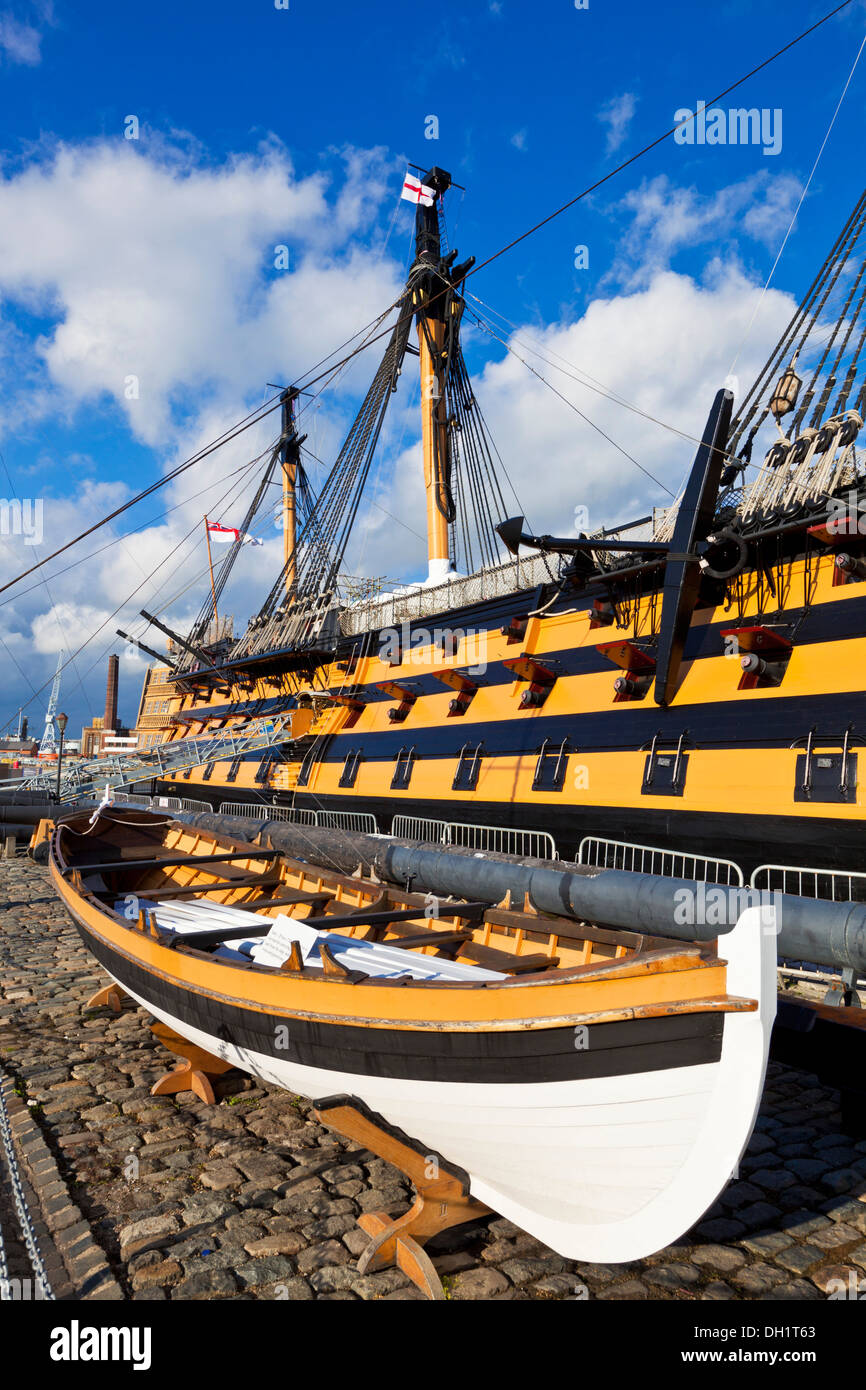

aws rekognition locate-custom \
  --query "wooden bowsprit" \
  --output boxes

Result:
[313,1095,489,1300]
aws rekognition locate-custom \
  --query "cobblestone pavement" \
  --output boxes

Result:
[1,854,865,1302]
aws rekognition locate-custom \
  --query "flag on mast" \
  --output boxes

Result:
[401,170,435,207]
[206,521,263,546]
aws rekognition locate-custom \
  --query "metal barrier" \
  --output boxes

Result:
[260,805,318,826]
[446,822,558,861]
[750,863,866,901]
[218,802,323,827]
[220,800,262,819]
[206,803,552,855]
[112,792,210,815]
[317,810,378,834]
[578,836,744,886]
[392,814,449,843]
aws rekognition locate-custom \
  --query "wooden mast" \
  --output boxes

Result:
[414,167,453,585]
[279,389,300,599]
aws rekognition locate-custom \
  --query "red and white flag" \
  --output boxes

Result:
[401,170,435,207]
[207,521,263,547]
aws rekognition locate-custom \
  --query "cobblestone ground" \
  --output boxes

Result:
[1,854,866,1302]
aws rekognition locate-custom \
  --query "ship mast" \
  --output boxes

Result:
[279,388,301,597]
[413,166,455,585]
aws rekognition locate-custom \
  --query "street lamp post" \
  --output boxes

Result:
[55,713,68,801]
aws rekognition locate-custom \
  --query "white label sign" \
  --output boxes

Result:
[253,914,321,969]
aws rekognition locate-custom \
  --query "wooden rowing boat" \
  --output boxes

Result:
[49,806,774,1288]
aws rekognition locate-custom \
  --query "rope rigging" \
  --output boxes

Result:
[727,188,866,464]
[255,290,416,614]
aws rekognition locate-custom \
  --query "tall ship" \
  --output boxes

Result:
[128,169,866,877]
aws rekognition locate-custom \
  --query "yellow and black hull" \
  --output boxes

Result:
[154,539,866,872]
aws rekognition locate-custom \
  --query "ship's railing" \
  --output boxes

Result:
[340,553,556,636]
[392,814,449,843]
[578,836,744,886]
[214,593,337,669]
[750,862,866,902]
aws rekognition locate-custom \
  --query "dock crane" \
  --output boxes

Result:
[37,651,64,758]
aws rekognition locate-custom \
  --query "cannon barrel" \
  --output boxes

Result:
[173,813,866,975]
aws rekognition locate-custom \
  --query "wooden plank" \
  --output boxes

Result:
[64,848,275,875]
[379,929,473,953]
[481,905,682,954]
[323,906,482,932]
[239,889,332,912]
[459,942,559,974]
[135,873,283,899]
[381,919,558,975]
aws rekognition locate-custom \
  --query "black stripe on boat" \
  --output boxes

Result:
[74,921,723,1085]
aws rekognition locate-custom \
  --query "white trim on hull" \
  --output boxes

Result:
[109,906,775,1263]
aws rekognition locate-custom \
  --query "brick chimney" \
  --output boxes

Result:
[104,653,119,734]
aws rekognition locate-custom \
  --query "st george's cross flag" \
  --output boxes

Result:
[401,170,435,207]
[207,521,263,546]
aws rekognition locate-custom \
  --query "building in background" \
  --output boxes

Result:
[79,716,105,758]
[79,654,135,756]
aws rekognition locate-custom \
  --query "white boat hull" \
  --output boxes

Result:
[111,905,775,1263]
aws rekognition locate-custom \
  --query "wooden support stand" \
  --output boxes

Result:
[149,1021,235,1106]
[85,982,125,1014]
[313,1096,489,1300]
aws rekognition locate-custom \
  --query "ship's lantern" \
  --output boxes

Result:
[769,356,801,424]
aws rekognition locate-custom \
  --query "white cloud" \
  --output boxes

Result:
[609,172,803,287]
[511,130,528,152]
[597,93,638,155]
[0,15,40,65]
[0,1,53,66]
[360,263,796,574]
[0,139,404,444]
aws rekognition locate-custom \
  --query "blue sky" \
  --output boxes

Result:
[0,0,864,736]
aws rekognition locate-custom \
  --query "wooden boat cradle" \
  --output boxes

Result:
[58,809,756,1298]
